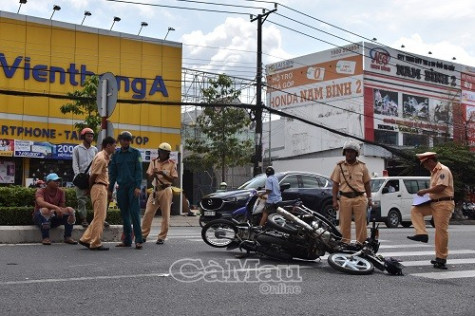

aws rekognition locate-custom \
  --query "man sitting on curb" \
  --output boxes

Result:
[33,173,78,246]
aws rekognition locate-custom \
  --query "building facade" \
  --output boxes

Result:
[0,11,182,186]
[265,42,475,177]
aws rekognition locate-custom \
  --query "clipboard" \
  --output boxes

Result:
[412,193,431,206]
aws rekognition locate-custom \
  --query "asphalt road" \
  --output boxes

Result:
[1,225,475,316]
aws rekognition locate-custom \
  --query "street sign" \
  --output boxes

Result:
[96,121,115,150]
[97,72,118,117]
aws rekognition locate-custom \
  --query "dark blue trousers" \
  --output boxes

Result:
[117,186,143,245]
[33,210,73,239]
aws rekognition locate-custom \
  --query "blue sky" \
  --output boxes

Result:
[2,0,475,80]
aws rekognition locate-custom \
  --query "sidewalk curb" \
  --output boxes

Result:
[0,215,200,244]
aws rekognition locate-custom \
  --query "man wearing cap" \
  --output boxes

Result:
[79,136,117,251]
[33,173,78,245]
[72,127,98,227]
[109,131,144,249]
[331,140,372,244]
[141,142,178,244]
[408,152,455,269]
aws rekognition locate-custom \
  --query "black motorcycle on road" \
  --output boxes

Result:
[201,200,403,276]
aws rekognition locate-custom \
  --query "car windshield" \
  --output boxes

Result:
[370,179,385,192]
[237,174,267,190]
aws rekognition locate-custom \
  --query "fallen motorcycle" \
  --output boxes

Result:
[201,200,403,276]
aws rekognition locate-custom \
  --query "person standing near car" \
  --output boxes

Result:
[407,152,454,270]
[331,140,372,244]
[72,127,98,227]
[109,131,144,249]
[79,136,116,251]
[141,142,178,245]
[258,166,282,227]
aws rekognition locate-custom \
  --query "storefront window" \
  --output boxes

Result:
[29,159,75,187]
[402,133,429,147]
[374,130,398,145]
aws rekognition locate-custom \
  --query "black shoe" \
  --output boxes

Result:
[103,221,110,228]
[81,220,89,228]
[432,261,448,269]
[430,258,447,269]
[90,245,109,251]
[156,239,164,244]
[407,234,428,243]
[78,240,90,249]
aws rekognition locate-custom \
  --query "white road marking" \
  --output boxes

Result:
[378,244,432,249]
[412,270,475,280]
[402,258,475,267]
[379,249,475,257]
[0,273,170,286]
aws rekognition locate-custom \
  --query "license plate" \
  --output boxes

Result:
[204,211,216,216]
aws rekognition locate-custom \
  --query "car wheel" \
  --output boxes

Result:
[322,204,337,225]
[385,209,401,228]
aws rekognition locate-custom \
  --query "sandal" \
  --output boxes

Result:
[115,242,131,248]
[42,239,51,245]
[64,238,78,245]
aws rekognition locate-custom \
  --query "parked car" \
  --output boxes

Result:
[199,171,335,226]
[370,176,430,228]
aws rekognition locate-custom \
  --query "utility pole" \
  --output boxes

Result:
[251,6,277,176]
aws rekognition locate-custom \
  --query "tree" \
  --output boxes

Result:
[185,74,253,183]
[399,143,475,201]
[60,75,101,138]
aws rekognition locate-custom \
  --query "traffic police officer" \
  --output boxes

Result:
[141,142,178,244]
[330,140,372,244]
[407,152,454,269]
[109,131,144,249]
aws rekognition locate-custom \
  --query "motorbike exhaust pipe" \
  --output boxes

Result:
[276,207,314,231]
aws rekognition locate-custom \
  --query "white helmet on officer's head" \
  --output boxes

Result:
[342,140,360,156]
[158,142,172,152]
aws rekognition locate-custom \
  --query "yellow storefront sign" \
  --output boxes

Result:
[0,11,182,149]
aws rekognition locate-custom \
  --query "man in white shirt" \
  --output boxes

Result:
[72,128,98,227]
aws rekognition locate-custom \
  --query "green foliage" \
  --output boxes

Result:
[60,75,101,139]
[185,74,253,181]
[400,143,475,201]
[0,186,116,225]
[0,186,77,207]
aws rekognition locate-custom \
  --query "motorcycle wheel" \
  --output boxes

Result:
[201,219,238,248]
[266,213,299,234]
[327,253,374,275]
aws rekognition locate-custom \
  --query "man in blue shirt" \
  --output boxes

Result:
[108,131,144,249]
[259,166,282,227]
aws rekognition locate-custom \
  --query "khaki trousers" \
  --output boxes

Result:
[339,195,368,244]
[411,201,454,259]
[142,187,173,240]
[80,185,107,248]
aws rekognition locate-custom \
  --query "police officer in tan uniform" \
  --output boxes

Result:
[141,142,178,244]
[79,136,116,251]
[331,140,372,244]
[407,152,454,269]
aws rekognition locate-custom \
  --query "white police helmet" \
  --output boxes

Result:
[342,140,360,156]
